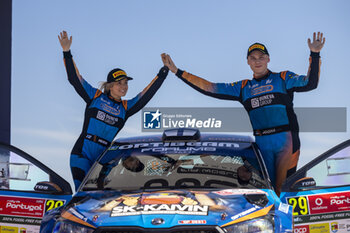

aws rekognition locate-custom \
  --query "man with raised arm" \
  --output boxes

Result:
[162,32,325,195]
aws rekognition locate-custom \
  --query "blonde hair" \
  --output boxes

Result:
[99,81,114,94]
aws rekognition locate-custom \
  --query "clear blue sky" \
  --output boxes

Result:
[11,0,350,189]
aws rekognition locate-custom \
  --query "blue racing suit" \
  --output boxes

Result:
[175,51,321,194]
[63,51,168,190]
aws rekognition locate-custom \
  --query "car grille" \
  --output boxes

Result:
[94,226,220,233]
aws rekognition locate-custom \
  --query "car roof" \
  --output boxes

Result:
[113,128,254,144]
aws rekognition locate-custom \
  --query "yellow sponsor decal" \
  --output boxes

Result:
[0,226,18,233]
[249,44,265,52]
[113,70,126,78]
[309,223,329,233]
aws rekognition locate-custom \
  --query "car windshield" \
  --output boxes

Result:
[82,141,268,191]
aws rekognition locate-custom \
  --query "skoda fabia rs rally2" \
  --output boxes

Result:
[1,128,350,232]
[40,128,293,232]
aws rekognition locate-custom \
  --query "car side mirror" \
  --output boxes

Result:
[291,177,316,190]
[34,181,63,194]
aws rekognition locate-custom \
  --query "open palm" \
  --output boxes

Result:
[308,32,325,53]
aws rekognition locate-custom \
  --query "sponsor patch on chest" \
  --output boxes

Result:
[100,102,121,115]
[251,85,273,96]
[96,110,119,125]
[251,94,275,108]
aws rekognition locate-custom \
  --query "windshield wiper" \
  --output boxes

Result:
[81,187,114,191]
[140,185,176,191]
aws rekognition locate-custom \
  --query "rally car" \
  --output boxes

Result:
[0,128,349,232]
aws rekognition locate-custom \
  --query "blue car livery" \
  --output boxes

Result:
[1,129,349,232]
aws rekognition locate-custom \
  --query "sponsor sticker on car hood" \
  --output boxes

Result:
[66,189,273,228]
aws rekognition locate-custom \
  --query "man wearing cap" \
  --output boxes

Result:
[162,32,325,195]
[59,31,169,190]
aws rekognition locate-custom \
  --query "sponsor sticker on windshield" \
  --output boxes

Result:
[109,141,240,151]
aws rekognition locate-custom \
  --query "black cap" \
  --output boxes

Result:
[247,43,269,58]
[107,68,133,83]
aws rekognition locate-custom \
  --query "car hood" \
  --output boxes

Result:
[63,189,274,228]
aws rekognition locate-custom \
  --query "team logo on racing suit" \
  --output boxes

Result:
[251,94,275,109]
[251,85,273,96]
[143,109,162,129]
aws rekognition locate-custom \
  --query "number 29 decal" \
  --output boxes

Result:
[287,196,309,216]
[45,199,65,212]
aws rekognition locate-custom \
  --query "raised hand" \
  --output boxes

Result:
[58,31,72,52]
[161,53,168,67]
[161,53,178,74]
[308,32,325,53]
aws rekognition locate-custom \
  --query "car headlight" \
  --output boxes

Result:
[53,221,94,233]
[224,217,274,233]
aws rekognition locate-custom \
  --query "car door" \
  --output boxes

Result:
[0,142,72,233]
[280,139,350,233]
